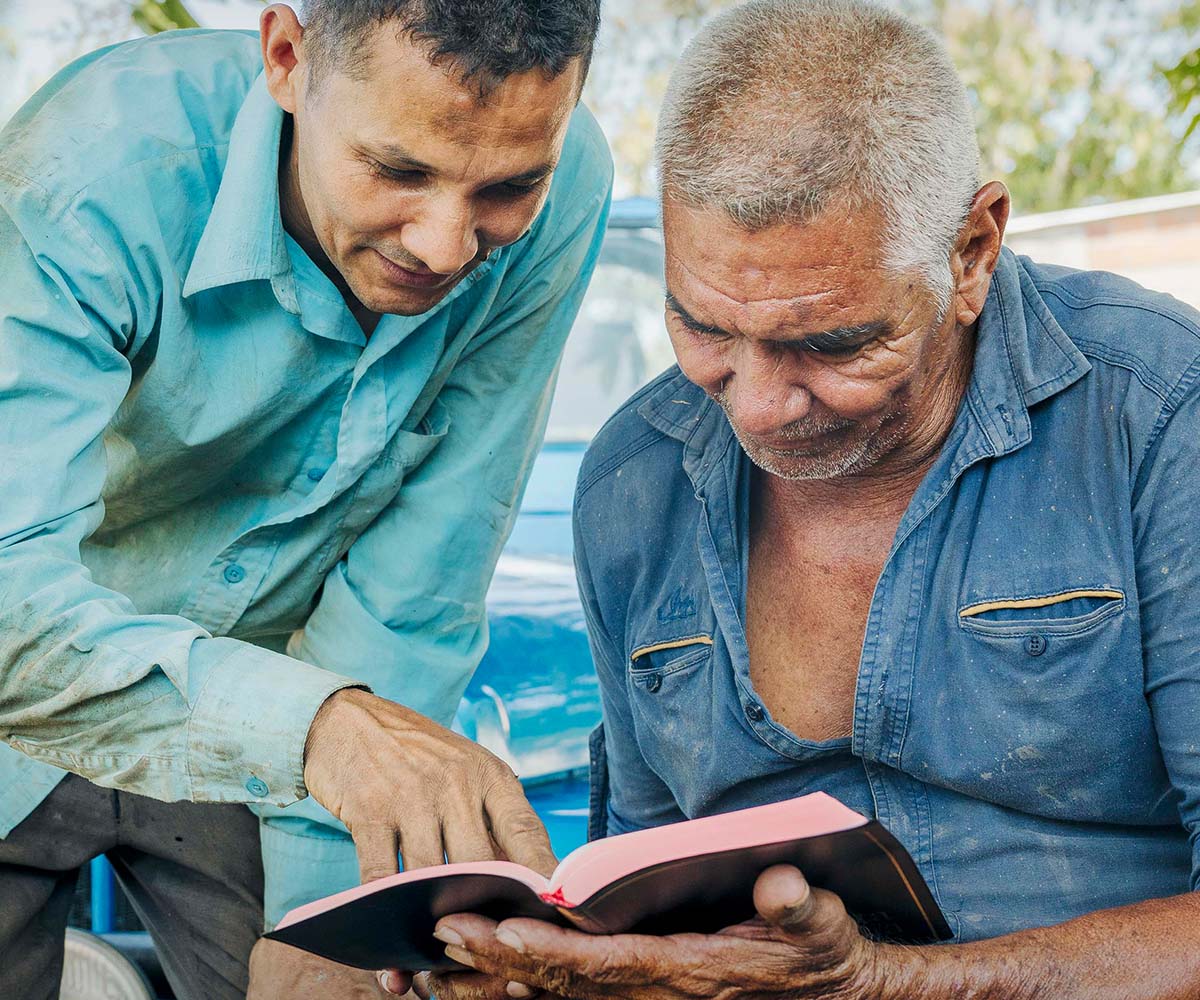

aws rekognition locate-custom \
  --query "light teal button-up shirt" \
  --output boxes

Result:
[0,28,612,919]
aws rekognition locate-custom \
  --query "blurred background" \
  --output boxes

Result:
[2,6,1198,994]
[0,1,1196,200]
[2,1,1199,299]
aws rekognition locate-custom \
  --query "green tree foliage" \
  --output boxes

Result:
[1163,1,1200,140]
[926,0,1196,214]
[130,0,198,33]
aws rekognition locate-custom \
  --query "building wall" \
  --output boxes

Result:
[1005,193,1200,312]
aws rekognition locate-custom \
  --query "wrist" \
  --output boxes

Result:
[860,942,924,1000]
[302,686,372,795]
[866,940,1048,1000]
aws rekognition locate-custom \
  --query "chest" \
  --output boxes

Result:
[745,517,899,742]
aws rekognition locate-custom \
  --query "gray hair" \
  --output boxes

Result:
[655,0,980,309]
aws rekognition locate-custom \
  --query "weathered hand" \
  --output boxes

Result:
[302,688,559,995]
[412,968,547,1000]
[248,937,407,999]
[303,689,557,878]
[428,865,888,1000]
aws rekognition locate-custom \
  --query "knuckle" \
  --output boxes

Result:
[583,952,630,986]
[502,810,546,838]
[360,866,395,882]
[540,967,580,997]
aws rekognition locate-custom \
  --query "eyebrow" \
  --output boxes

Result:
[366,143,557,186]
[664,292,891,353]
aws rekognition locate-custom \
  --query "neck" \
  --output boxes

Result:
[277,116,380,337]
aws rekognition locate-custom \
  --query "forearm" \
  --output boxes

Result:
[877,892,1200,1000]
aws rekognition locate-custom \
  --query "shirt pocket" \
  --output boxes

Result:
[382,396,453,473]
[629,634,715,690]
[625,634,715,778]
[957,588,1125,640]
[941,586,1143,818]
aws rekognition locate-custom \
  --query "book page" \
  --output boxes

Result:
[274,860,550,931]
[549,791,867,906]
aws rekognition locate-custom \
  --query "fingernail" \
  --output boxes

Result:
[443,945,477,969]
[433,926,465,947]
[495,927,526,954]
[376,970,401,995]
[507,983,536,998]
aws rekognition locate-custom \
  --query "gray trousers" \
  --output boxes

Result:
[0,773,264,1000]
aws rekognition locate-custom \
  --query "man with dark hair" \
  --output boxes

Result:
[0,1,610,997]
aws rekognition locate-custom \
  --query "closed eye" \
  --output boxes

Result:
[484,178,547,199]
[370,160,426,184]
[796,336,870,357]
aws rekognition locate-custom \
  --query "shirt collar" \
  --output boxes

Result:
[964,247,1090,455]
[183,73,292,301]
[639,247,1092,483]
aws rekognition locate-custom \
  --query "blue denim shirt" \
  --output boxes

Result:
[0,29,611,922]
[574,249,1200,943]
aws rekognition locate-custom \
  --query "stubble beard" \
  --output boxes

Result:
[713,388,908,482]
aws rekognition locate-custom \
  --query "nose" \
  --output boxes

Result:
[400,196,480,275]
[725,344,811,438]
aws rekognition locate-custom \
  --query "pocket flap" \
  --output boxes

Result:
[960,589,1124,620]
[630,634,713,671]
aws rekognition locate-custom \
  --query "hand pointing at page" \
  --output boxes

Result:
[300,688,559,996]
[302,688,559,881]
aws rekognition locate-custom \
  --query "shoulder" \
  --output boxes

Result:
[0,30,261,208]
[576,368,691,510]
[531,103,614,242]
[555,103,614,207]
[1020,255,1200,402]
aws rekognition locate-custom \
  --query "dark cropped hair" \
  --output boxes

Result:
[301,0,602,96]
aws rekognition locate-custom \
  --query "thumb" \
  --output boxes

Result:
[753,864,818,933]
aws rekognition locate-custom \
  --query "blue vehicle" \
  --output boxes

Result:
[458,195,667,854]
[67,198,668,997]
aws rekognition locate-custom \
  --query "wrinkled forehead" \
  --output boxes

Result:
[661,198,904,334]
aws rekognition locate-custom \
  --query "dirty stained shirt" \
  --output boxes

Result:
[0,24,613,903]
[576,250,1200,941]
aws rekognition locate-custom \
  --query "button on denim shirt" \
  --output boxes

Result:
[575,250,1200,942]
[0,30,612,923]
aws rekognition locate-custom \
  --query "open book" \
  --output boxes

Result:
[265,792,952,970]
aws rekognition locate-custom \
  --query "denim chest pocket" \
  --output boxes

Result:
[925,586,1154,822]
[957,588,1126,642]
[626,635,715,780]
[629,635,714,690]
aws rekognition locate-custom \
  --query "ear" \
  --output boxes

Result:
[951,181,1011,327]
[260,3,308,115]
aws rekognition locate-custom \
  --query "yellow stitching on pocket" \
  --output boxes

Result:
[630,635,714,663]
[959,589,1124,619]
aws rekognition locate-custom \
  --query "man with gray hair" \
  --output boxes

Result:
[417,2,1200,998]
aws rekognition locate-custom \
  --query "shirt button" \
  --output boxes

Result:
[223,563,246,585]
[307,467,326,482]
[645,673,662,693]
[1025,634,1048,657]
[245,777,269,798]
[744,702,765,722]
